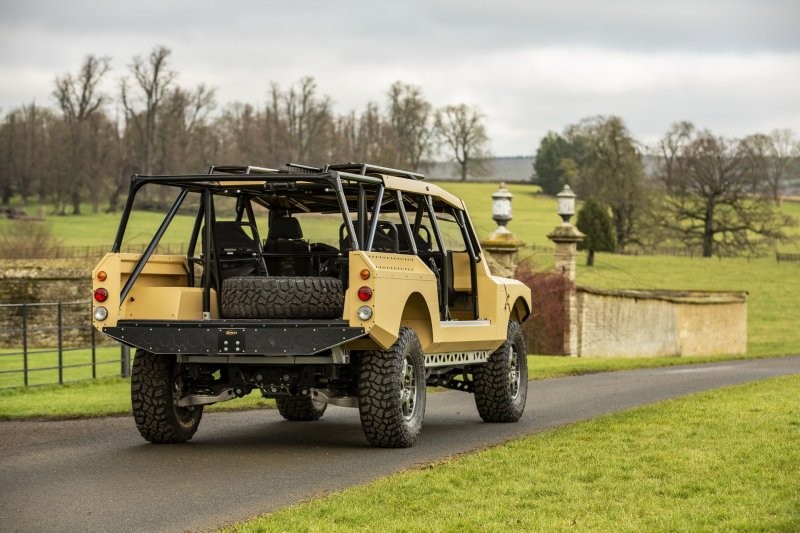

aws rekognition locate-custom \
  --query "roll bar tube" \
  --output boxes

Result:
[119,187,189,304]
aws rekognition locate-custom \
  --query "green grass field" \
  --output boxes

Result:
[225,375,800,532]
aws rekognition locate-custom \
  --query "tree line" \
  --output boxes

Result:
[0,45,490,215]
[534,116,799,258]
[2,45,796,259]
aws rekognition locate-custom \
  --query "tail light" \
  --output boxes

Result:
[357,286,373,301]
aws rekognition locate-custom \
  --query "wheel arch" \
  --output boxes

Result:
[511,296,531,324]
[400,291,434,350]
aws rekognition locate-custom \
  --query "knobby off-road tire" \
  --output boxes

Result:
[473,320,528,423]
[275,396,327,421]
[358,328,426,448]
[220,276,344,319]
[131,349,203,443]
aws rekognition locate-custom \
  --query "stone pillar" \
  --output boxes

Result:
[481,233,525,278]
[481,183,524,278]
[547,223,585,357]
[547,224,583,283]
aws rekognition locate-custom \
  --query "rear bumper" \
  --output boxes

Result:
[103,319,366,356]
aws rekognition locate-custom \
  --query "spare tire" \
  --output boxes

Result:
[221,276,344,319]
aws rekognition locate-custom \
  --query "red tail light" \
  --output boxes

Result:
[357,286,373,301]
[94,288,109,302]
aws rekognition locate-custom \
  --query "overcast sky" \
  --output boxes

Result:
[1,0,798,156]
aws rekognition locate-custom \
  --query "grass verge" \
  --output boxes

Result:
[225,375,800,532]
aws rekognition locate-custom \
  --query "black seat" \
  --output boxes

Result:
[267,216,303,242]
[264,216,311,275]
[212,221,264,280]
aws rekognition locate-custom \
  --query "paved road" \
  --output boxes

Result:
[2,356,799,532]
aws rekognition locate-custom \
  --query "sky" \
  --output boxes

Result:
[1,0,798,157]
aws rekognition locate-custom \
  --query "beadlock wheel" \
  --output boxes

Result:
[473,320,528,423]
[131,349,203,443]
[357,328,426,448]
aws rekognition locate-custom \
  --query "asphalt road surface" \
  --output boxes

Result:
[2,356,799,532]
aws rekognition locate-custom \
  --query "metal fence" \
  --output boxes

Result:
[0,301,130,389]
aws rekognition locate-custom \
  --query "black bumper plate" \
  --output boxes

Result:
[104,319,366,356]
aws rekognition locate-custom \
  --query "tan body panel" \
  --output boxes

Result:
[92,253,219,329]
[344,251,530,354]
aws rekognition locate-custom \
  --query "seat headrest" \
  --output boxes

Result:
[268,216,303,240]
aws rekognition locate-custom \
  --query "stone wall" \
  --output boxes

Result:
[575,287,747,357]
[0,259,98,347]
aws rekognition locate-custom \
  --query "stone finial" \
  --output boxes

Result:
[481,182,524,278]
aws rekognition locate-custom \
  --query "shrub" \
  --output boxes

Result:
[514,259,572,355]
[0,221,63,259]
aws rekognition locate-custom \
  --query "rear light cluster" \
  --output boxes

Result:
[357,269,374,321]
[93,271,109,321]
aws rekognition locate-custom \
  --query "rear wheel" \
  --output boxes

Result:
[131,349,203,443]
[473,320,528,422]
[275,396,327,421]
[358,328,426,448]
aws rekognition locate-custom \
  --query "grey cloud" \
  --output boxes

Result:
[0,0,798,155]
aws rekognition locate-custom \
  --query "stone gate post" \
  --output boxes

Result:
[546,185,584,356]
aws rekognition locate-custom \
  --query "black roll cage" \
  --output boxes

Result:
[111,165,482,320]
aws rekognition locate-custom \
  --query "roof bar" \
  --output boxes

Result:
[326,162,425,181]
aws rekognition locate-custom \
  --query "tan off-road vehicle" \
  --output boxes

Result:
[92,163,531,447]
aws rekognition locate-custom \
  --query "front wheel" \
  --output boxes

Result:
[358,328,426,448]
[473,320,528,422]
[131,349,203,443]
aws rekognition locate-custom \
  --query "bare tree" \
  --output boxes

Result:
[282,77,332,164]
[654,126,795,257]
[217,102,260,164]
[52,55,111,214]
[434,104,490,181]
[120,45,176,175]
[0,104,60,208]
[331,102,393,162]
[106,113,136,213]
[53,56,110,122]
[387,82,435,170]
[356,102,391,162]
[0,114,10,206]
[766,129,799,204]
[158,84,216,173]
